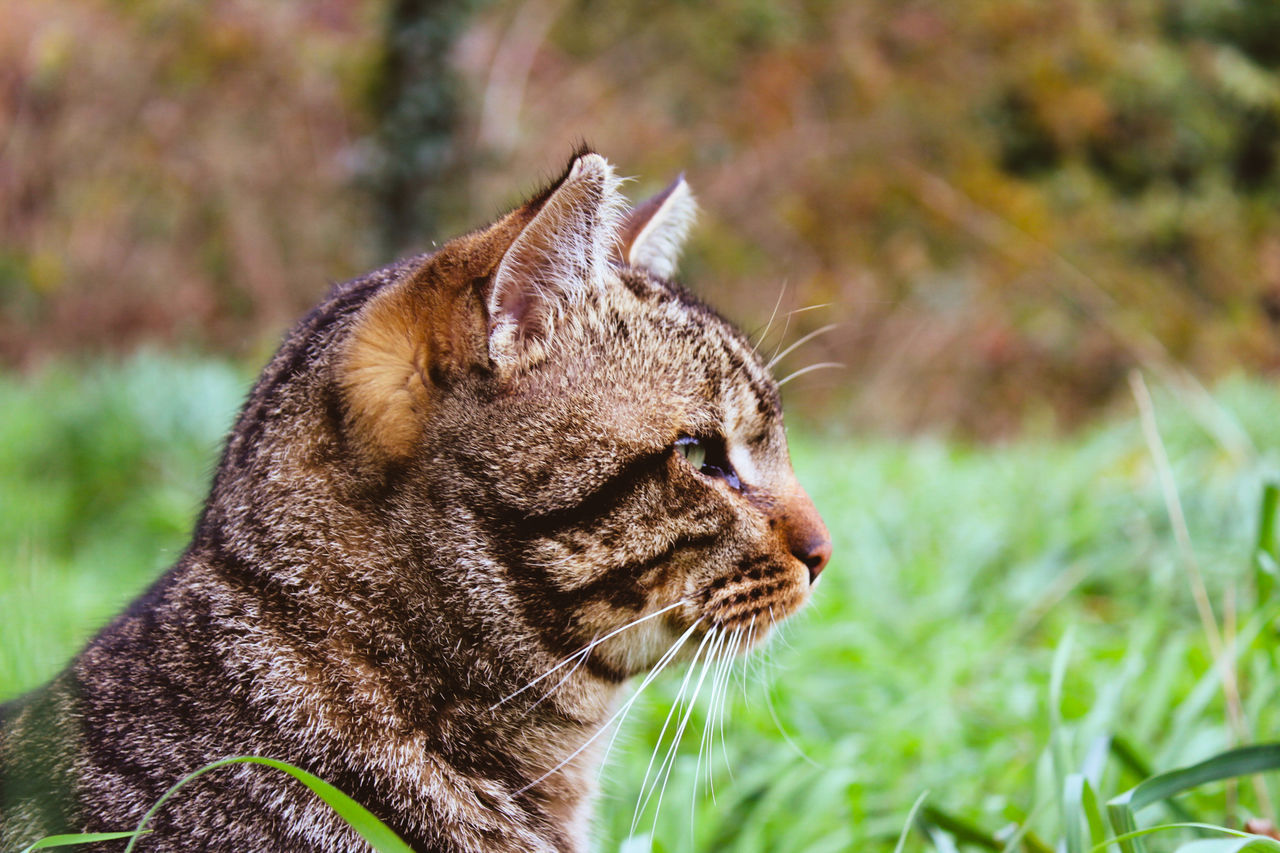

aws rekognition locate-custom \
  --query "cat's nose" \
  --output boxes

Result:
[796,535,832,582]
[778,486,831,583]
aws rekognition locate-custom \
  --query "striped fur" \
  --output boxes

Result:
[0,151,830,852]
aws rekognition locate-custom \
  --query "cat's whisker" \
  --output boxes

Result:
[739,615,757,706]
[645,627,718,840]
[696,634,724,808]
[751,280,788,351]
[761,669,823,769]
[766,311,796,366]
[489,598,688,711]
[766,323,841,370]
[762,299,827,363]
[716,627,741,784]
[516,618,702,796]
[767,606,797,654]
[719,632,740,746]
[692,629,729,821]
[517,633,595,719]
[775,361,845,388]
[597,619,702,778]
[631,626,717,833]
[759,607,822,769]
[699,626,735,807]
[782,302,833,318]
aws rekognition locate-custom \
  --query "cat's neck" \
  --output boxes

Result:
[191,526,623,843]
[196,427,632,840]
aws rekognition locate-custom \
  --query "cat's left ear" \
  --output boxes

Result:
[487,152,626,364]
[615,175,698,279]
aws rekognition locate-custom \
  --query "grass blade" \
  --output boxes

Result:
[922,804,1003,850]
[1107,744,1280,853]
[1256,481,1279,604]
[1094,823,1280,852]
[1109,736,1200,824]
[894,790,931,853]
[1065,773,1108,853]
[1175,839,1280,853]
[20,832,148,852]
[119,755,414,853]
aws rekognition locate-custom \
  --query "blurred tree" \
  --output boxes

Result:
[369,0,487,255]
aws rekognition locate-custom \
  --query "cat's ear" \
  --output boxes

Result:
[486,151,626,363]
[616,175,697,279]
[338,151,625,460]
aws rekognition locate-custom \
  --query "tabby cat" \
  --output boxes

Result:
[0,150,831,852]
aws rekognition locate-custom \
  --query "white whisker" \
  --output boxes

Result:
[767,311,796,366]
[752,281,788,351]
[597,619,702,777]
[647,627,718,839]
[516,618,701,795]
[692,629,729,820]
[766,323,841,370]
[518,633,594,719]
[716,627,740,783]
[761,673,822,768]
[761,608,822,769]
[781,302,832,318]
[704,626,737,801]
[631,627,716,833]
[775,361,844,388]
[740,616,757,705]
[490,598,687,711]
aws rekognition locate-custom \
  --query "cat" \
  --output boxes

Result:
[0,150,831,852]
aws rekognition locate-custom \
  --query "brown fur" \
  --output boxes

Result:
[0,151,830,852]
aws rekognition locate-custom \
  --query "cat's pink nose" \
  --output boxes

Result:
[778,487,831,583]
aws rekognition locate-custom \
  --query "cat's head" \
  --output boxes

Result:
[330,151,829,677]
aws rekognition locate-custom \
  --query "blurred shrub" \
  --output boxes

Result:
[447,0,1280,435]
[0,0,380,362]
[4,0,1280,436]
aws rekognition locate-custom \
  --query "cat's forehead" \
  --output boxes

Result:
[589,270,785,449]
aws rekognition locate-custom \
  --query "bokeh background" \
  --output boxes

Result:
[6,2,1280,852]
[6,0,1280,435]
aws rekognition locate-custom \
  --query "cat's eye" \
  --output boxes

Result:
[675,435,742,491]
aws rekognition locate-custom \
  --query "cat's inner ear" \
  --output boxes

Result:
[616,175,698,279]
[488,152,626,361]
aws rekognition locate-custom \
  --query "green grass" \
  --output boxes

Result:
[3,354,1280,852]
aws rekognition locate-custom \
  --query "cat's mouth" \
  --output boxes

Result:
[689,555,812,647]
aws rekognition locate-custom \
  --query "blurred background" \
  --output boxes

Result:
[7,3,1280,851]
[5,0,1280,436]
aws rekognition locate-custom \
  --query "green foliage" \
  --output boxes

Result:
[0,353,246,692]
